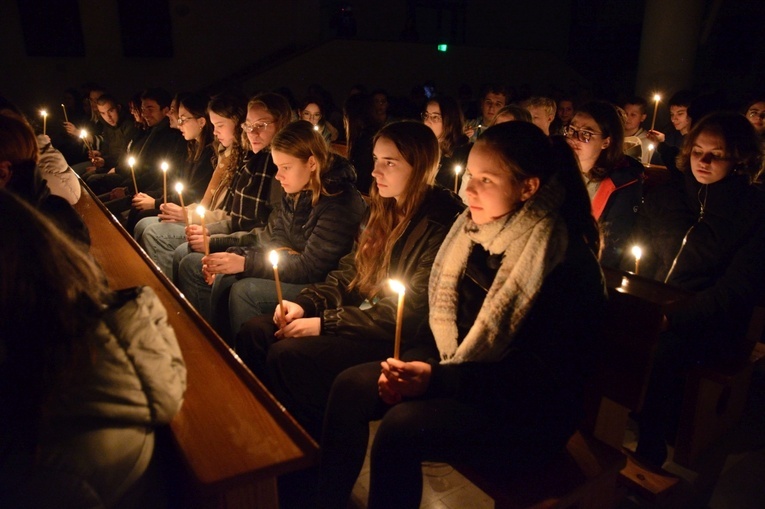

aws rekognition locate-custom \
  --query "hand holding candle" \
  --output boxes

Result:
[128,156,139,194]
[454,165,462,194]
[79,129,93,152]
[631,245,642,275]
[196,205,209,256]
[161,161,169,205]
[269,250,286,326]
[175,182,188,225]
[40,110,47,136]
[388,279,406,360]
[650,94,661,132]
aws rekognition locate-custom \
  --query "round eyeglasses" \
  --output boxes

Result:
[421,112,443,123]
[563,125,603,143]
[240,121,273,133]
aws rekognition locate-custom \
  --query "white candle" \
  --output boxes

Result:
[631,245,642,275]
[40,110,47,136]
[161,161,169,205]
[175,182,188,226]
[650,94,661,132]
[454,165,462,194]
[128,156,138,194]
[269,250,286,324]
[196,205,209,256]
[388,279,406,360]
[79,129,93,152]
[61,103,69,123]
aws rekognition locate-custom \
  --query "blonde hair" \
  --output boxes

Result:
[271,120,334,206]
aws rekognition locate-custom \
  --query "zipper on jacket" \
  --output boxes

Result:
[664,184,708,283]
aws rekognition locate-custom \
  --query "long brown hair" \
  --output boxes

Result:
[576,101,626,181]
[426,96,467,158]
[271,120,334,206]
[241,93,293,152]
[351,121,440,296]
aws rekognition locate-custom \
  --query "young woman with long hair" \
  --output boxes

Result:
[422,96,471,192]
[234,121,465,442]
[317,121,605,509]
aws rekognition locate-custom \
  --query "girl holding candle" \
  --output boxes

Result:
[234,121,464,445]
[317,121,605,509]
[128,92,214,233]
[563,100,644,268]
[421,96,470,194]
[202,121,366,341]
[628,112,765,467]
[136,91,248,276]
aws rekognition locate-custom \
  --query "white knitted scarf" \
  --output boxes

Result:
[429,179,568,364]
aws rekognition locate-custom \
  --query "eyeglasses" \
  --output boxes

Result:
[301,112,322,120]
[240,121,273,133]
[563,125,603,143]
[177,116,198,126]
[747,109,765,120]
[421,112,443,123]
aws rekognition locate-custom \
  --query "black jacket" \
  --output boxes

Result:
[632,170,765,359]
[228,156,367,284]
[294,186,465,342]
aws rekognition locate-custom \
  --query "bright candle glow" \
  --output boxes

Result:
[40,110,47,117]
[648,143,655,151]
[128,156,135,167]
[175,182,183,194]
[454,165,462,176]
[196,205,205,218]
[389,279,406,296]
[653,94,661,102]
[631,245,642,261]
[161,161,169,172]
[313,125,319,131]
[269,250,279,268]
[79,129,87,139]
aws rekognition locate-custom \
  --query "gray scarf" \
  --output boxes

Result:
[429,179,568,364]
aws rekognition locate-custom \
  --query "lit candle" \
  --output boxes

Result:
[650,94,661,132]
[196,205,209,256]
[79,129,93,152]
[647,143,655,165]
[454,165,462,193]
[161,161,169,205]
[388,279,406,360]
[313,124,320,131]
[269,250,286,325]
[61,103,69,123]
[40,110,47,136]
[631,245,642,275]
[175,182,188,226]
[128,156,139,194]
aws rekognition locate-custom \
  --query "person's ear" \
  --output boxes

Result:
[520,177,540,202]
[0,161,13,188]
[601,137,611,150]
[308,155,318,172]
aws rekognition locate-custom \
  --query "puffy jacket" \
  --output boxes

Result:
[294,186,465,344]
[229,155,366,283]
[632,170,765,360]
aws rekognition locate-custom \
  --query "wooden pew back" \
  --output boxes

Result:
[74,184,317,507]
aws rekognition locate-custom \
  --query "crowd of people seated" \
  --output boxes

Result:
[2,77,765,508]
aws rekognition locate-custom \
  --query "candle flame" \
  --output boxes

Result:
[40,110,47,117]
[631,245,642,261]
[269,250,279,267]
[128,156,135,166]
[161,161,169,172]
[313,125,319,131]
[388,279,406,295]
[79,129,87,139]
[648,143,655,151]
[196,205,205,218]
[175,182,183,193]
[454,165,462,176]
[653,94,661,102]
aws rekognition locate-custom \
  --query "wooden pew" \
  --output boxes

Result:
[74,184,318,508]
[451,267,688,508]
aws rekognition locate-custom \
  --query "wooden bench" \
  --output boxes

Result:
[74,183,318,508]
[451,267,688,508]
